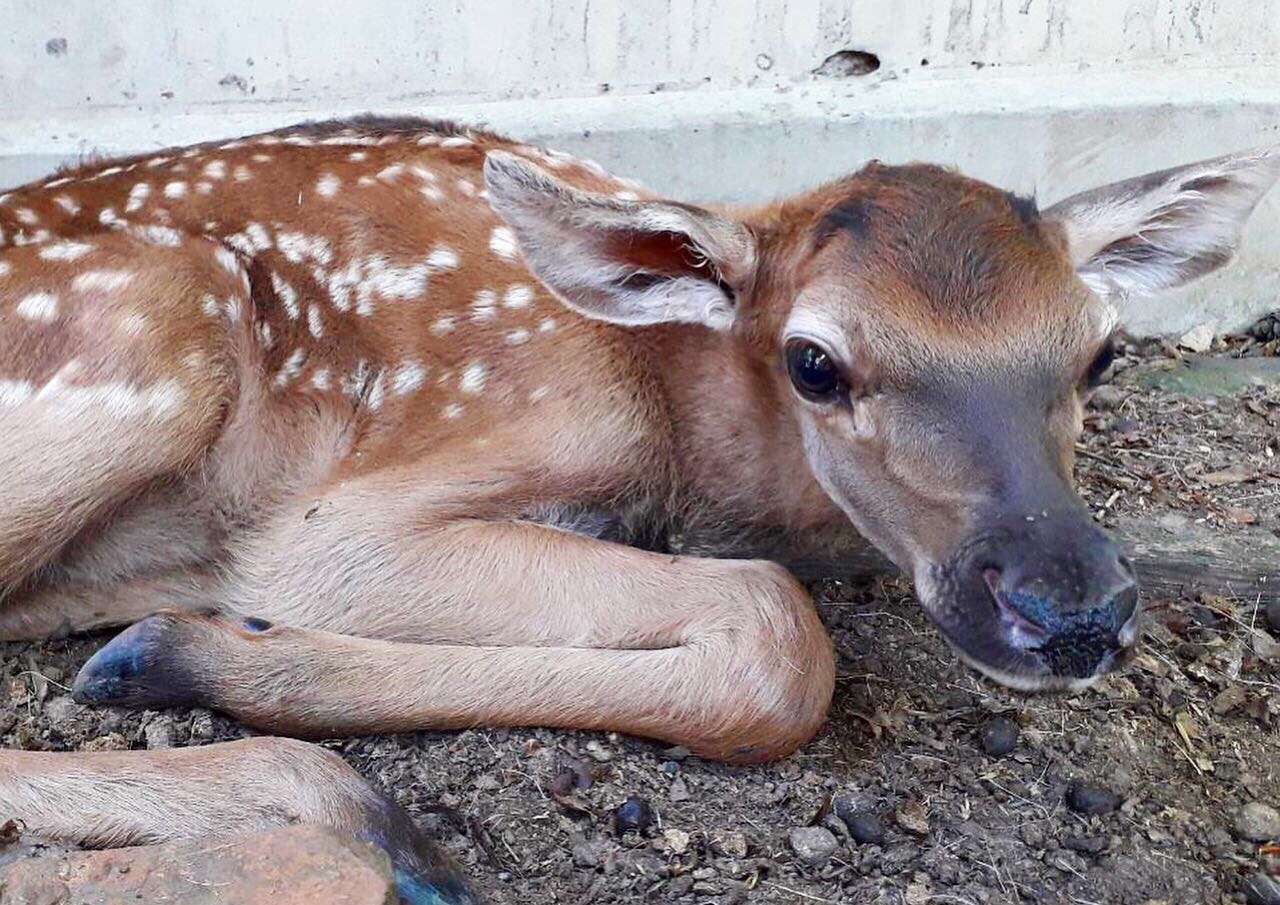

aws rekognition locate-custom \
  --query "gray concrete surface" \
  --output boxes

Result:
[2,0,1278,335]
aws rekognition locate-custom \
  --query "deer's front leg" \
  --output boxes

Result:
[74,520,835,762]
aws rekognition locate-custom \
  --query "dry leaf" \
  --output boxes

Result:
[1224,506,1259,525]
[895,798,930,835]
[1177,322,1215,353]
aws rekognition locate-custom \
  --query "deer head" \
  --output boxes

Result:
[485,145,1280,691]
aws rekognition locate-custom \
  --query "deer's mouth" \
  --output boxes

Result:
[914,545,1142,692]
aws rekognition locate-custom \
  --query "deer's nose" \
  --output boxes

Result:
[981,548,1140,679]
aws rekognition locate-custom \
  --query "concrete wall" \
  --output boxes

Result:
[2,0,1279,334]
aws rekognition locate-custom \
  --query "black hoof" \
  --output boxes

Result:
[72,613,203,709]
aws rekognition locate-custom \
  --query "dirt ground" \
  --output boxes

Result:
[3,322,1279,905]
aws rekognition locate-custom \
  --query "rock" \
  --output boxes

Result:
[1268,598,1280,635]
[612,796,654,835]
[978,717,1020,757]
[668,776,691,802]
[1233,802,1280,842]
[571,838,614,869]
[0,825,396,904]
[788,826,838,865]
[1244,873,1280,905]
[1066,782,1122,816]
[1063,835,1109,854]
[144,714,176,749]
[842,811,887,845]
[712,830,748,859]
[663,828,691,855]
[1177,322,1216,353]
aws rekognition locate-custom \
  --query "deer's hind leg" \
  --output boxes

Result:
[0,737,477,904]
[0,234,244,636]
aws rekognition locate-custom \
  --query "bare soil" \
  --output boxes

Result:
[3,326,1280,905]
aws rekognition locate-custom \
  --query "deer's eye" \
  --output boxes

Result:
[1084,341,1116,388]
[786,341,845,402]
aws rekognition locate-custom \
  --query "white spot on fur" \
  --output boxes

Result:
[426,246,459,270]
[251,153,273,163]
[441,136,473,149]
[233,165,253,182]
[53,195,80,216]
[307,305,324,338]
[274,349,307,387]
[214,246,239,276]
[392,360,426,395]
[456,179,477,196]
[202,160,227,180]
[244,222,272,252]
[503,284,533,309]
[16,292,59,321]
[538,318,557,333]
[506,329,530,345]
[367,373,386,410]
[349,151,368,162]
[460,362,487,394]
[376,164,405,182]
[310,368,331,390]
[164,181,188,199]
[124,183,151,213]
[271,274,300,319]
[72,269,134,293]
[98,208,125,228]
[201,294,221,318]
[135,224,182,247]
[276,231,332,265]
[15,208,39,226]
[470,289,496,321]
[614,191,640,201]
[431,315,456,334]
[490,226,519,260]
[196,182,214,195]
[529,385,551,403]
[316,173,342,198]
[38,241,93,262]
[145,156,173,169]
[0,261,11,278]
[442,402,464,419]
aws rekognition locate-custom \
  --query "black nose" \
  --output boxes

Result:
[981,533,1141,679]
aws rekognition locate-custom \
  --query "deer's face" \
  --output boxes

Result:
[485,145,1280,692]
[770,167,1138,688]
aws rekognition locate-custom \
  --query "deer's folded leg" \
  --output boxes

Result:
[0,737,478,905]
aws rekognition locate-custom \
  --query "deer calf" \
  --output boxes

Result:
[0,117,1276,902]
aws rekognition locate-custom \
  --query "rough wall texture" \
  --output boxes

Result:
[2,1,1277,334]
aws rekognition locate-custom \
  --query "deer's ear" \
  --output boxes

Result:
[483,151,756,330]
[1044,146,1280,304]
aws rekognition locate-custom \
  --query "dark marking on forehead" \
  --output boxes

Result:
[814,196,873,245]
[1004,191,1039,225]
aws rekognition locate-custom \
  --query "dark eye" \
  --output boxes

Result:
[1084,341,1116,388]
[786,341,845,402]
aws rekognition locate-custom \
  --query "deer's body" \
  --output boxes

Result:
[2,117,1276,905]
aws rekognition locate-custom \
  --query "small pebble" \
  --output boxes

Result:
[1065,782,1121,816]
[843,811,887,845]
[978,717,1020,757]
[788,826,838,865]
[1234,802,1280,842]
[668,777,691,802]
[612,796,654,835]
[1244,873,1280,905]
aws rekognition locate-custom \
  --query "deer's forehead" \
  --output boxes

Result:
[783,273,1106,380]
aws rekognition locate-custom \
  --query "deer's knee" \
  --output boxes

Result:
[692,561,835,763]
